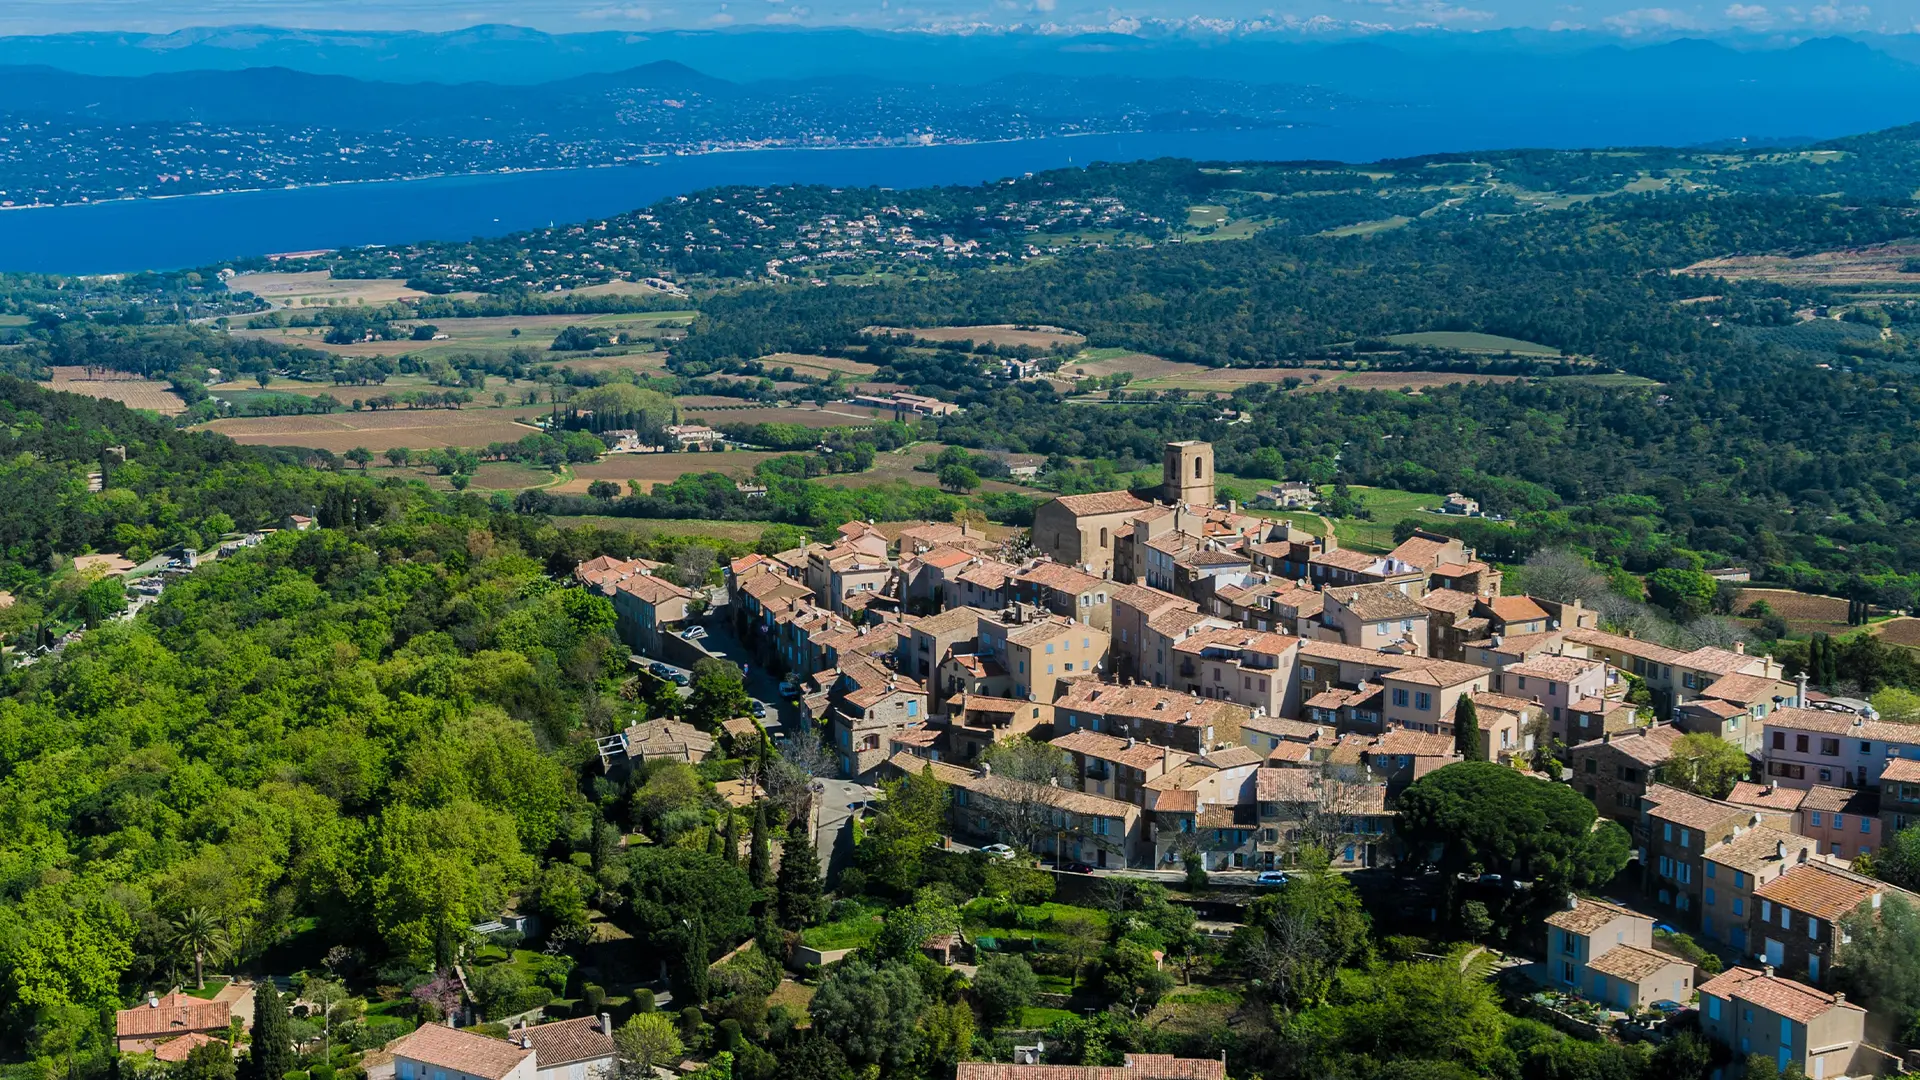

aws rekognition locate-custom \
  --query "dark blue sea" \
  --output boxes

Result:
[0,105,1823,274]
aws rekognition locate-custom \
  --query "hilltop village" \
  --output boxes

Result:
[573,438,1920,1078]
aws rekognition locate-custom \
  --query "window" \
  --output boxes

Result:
[1195,457,1204,479]
[1863,741,1874,754]
[1761,900,1772,921]
[1735,870,1746,888]
[1046,643,1055,655]
[1797,734,1810,753]
[1681,829,1691,849]
[1809,918,1819,940]
[1821,738,1840,756]
[1518,676,1528,691]
[1415,692,1432,711]
[1393,689,1410,707]
[1811,812,1822,827]
[1047,664,1055,675]
[1707,996,1722,1020]
[1706,887,1717,905]
[1733,897,1745,917]
[1834,814,1846,829]
[1707,862,1717,879]
[907,701,918,717]
[1862,818,1873,834]
[1099,528,1108,548]
[1664,822,1674,842]
[1586,759,1598,773]
[1773,731,1787,751]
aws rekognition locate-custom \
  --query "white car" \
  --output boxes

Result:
[682,626,708,640]
[980,844,1017,860]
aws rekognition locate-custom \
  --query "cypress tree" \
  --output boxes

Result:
[722,810,740,866]
[1454,692,1481,761]
[776,825,824,929]
[749,804,771,890]
[249,983,293,1080]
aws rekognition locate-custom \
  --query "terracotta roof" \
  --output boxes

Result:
[1642,784,1749,832]
[1697,967,1859,1024]
[1370,727,1458,759]
[1674,646,1758,676]
[1051,729,1189,771]
[116,993,231,1039]
[1017,561,1105,594]
[919,546,977,570]
[1172,626,1297,657]
[1486,596,1550,624]
[1149,788,1198,812]
[1507,655,1602,683]
[1681,698,1746,719]
[955,1053,1225,1080]
[1052,491,1152,517]
[390,1023,533,1080]
[1267,741,1316,764]
[1240,714,1324,741]
[1257,768,1322,803]
[1387,534,1451,569]
[1881,758,1920,784]
[1054,682,1246,729]
[1311,548,1389,573]
[1587,724,1684,767]
[1701,672,1785,704]
[616,574,694,606]
[1545,896,1643,935]
[1563,628,1689,666]
[913,605,994,636]
[884,751,979,786]
[1704,825,1811,875]
[1383,659,1491,689]
[1587,944,1685,983]
[1726,782,1808,814]
[1109,583,1194,617]
[1297,640,1429,668]
[1329,583,1428,622]
[1305,684,1382,711]
[1419,588,1481,617]
[520,1015,616,1067]
[1470,691,1539,716]
[1754,862,1883,921]
[958,560,1016,590]
[1147,608,1218,637]
[1145,763,1219,792]
[1194,745,1264,769]
[152,1033,222,1063]
[1800,784,1876,815]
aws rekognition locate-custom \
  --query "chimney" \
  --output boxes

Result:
[1565,895,1579,911]
[601,1012,613,1033]
[1735,641,1746,655]
[1777,840,1788,860]
[522,1035,533,1049]
[1763,963,1775,979]
[1127,736,1137,749]
[1797,670,1809,705]
[1833,993,1846,1006]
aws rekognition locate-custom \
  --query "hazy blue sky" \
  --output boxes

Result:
[0,0,1910,36]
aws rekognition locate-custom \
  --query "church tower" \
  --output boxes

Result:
[1162,440,1214,507]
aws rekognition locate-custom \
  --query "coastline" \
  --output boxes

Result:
[0,124,1302,214]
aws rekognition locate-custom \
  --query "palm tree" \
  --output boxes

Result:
[170,908,231,991]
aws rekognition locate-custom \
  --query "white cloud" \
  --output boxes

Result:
[1602,6,1698,31]
[1031,0,1055,11]
[1724,2,1772,23]
[578,3,655,18]
[1805,3,1870,23]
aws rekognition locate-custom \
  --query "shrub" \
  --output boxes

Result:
[634,989,656,1013]
[582,984,607,1015]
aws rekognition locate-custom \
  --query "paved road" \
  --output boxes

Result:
[693,596,796,735]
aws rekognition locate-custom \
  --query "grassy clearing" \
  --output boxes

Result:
[1326,486,1455,553]
[1320,216,1412,238]
[1021,1006,1078,1027]
[1385,332,1560,356]
[802,904,886,951]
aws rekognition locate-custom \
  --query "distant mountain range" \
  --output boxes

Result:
[4,24,1920,148]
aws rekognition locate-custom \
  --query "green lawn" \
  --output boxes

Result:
[1324,485,1458,553]
[1549,373,1662,388]
[1385,331,1560,357]
[802,909,885,952]
[181,977,230,1000]
[1319,216,1412,238]
[1020,1006,1078,1028]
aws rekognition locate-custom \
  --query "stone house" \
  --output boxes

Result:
[1542,897,1693,1012]
[1697,966,1871,1079]
[1569,724,1685,825]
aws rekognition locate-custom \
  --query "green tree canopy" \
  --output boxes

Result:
[807,959,927,1074]
[1662,733,1752,799]
[1397,762,1632,901]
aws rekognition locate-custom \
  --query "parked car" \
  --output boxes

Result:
[1059,860,1095,874]
[649,662,672,677]
[1256,871,1291,886]
[778,679,800,697]
[750,701,767,717]
[670,672,689,687]
[980,844,1017,860]
[682,626,708,640]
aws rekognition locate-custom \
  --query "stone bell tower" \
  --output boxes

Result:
[1162,440,1214,507]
